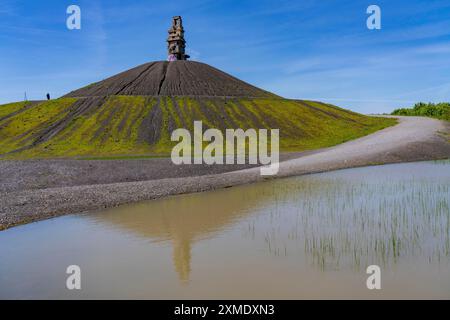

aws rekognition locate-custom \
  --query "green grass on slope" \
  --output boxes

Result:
[0,101,30,119]
[0,98,77,155]
[0,96,396,159]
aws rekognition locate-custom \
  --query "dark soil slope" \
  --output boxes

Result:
[64,61,276,98]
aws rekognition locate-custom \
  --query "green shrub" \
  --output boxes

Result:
[392,102,450,121]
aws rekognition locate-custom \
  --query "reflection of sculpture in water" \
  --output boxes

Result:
[173,235,191,282]
[92,186,269,282]
[86,168,450,279]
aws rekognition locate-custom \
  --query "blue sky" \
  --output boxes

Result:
[1,0,450,113]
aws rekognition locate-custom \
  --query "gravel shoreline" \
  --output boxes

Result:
[1,116,449,231]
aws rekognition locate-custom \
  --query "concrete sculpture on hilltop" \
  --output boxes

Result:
[167,16,190,61]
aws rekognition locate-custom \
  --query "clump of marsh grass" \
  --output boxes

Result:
[241,161,450,271]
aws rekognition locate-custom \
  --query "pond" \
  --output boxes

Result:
[0,160,449,299]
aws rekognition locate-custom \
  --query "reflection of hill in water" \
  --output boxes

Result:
[90,184,276,281]
[90,162,450,281]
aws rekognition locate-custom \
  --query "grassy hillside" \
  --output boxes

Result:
[392,102,450,121]
[0,96,396,159]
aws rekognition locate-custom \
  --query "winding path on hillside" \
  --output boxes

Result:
[1,116,449,230]
[272,115,450,177]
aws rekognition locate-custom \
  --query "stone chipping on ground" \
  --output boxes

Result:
[0,116,449,231]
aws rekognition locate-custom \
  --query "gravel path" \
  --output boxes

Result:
[1,116,449,230]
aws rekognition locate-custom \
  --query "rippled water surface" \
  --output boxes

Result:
[1,161,449,299]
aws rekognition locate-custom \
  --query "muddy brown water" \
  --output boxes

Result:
[0,161,449,299]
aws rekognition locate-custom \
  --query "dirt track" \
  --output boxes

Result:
[0,116,449,230]
[0,152,310,193]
